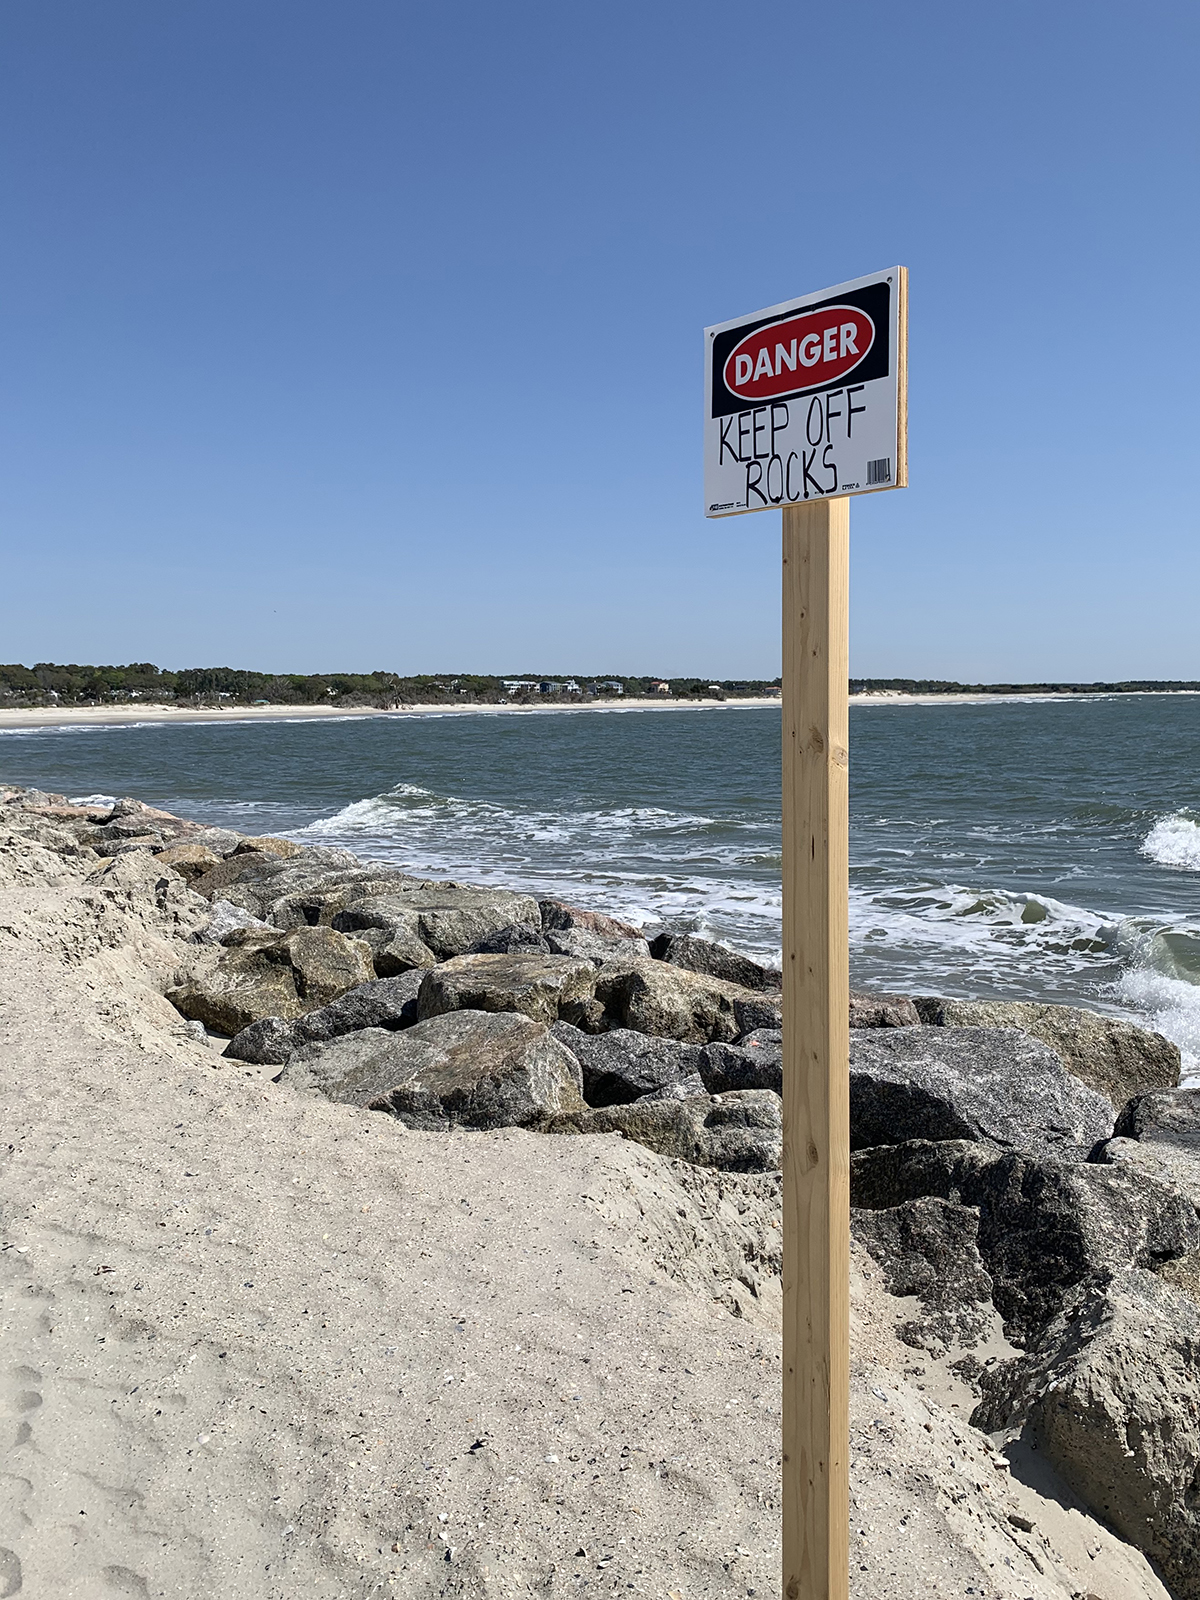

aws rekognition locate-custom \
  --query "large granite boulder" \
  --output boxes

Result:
[330,897,439,973]
[269,869,432,931]
[973,1269,1200,1600]
[849,1026,1114,1159]
[1094,1087,1200,1209]
[732,994,783,1034]
[199,899,273,944]
[539,900,651,964]
[849,989,921,1028]
[699,1032,783,1094]
[189,846,360,912]
[851,1197,996,1357]
[546,1089,782,1172]
[417,951,597,1026]
[332,885,541,968]
[225,973,424,1065]
[167,924,374,1036]
[550,1021,704,1107]
[153,841,224,881]
[593,958,768,1044]
[648,932,782,993]
[851,1138,1200,1346]
[920,998,1180,1110]
[280,1010,585,1130]
[465,922,552,956]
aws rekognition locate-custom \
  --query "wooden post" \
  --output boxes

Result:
[781,496,850,1600]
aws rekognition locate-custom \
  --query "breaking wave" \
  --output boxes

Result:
[1142,812,1200,872]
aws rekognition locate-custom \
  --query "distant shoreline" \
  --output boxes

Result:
[3,687,1200,733]
[0,696,781,731]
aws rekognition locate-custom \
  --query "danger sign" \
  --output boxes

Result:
[704,267,906,516]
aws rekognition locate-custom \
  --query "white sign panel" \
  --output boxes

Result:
[704,266,906,516]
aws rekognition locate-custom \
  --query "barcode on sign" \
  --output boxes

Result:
[867,457,891,485]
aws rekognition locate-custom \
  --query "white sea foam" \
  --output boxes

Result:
[1141,813,1200,872]
[1115,965,1200,1083]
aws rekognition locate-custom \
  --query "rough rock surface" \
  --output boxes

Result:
[551,1021,704,1106]
[329,896,440,972]
[700,1033,783,1094]
[1094,1087,1200,1209]
[281,1009,587,1131]
[198,897,272,944]
[851,1197,996,1356]
[849,989,922,1028]
[167,924,375,1035]
[225,973,425,1065]
[974,1268,1200,1600]
[364,886,540,958]
[849,1026,1114,1158]
[153,841,224,880]
[594,957,768,1044]
[925,997,1181,1110]
[851,1138,1200,1345]
[539,899,651,964]
[465,921,552,955]
[417,950,598,1027]
[648,931,782,993]
[547,1089,783,1173]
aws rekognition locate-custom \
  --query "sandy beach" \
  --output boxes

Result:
[0,696,782,732]
[6,689,1199,733]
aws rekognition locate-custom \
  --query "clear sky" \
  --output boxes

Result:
[2,1,1197,681]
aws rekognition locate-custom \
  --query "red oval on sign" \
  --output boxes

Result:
[723,305,875,401]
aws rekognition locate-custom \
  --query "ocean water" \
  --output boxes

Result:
[3,696,1199,1077]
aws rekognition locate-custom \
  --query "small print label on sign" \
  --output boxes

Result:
[704,267,906,516]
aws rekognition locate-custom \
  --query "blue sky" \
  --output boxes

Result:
[2,1,1197,680]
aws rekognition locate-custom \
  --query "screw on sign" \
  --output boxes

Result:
[703,269,907,1600]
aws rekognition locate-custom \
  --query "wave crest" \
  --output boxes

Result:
[1142,812,1200,872]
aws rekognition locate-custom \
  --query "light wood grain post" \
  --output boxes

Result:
[781,496,850,1600]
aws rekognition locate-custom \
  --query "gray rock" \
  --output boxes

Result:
[200,899,273,944]
[190,846,359,910]
[330,898,439,973]
[331,885,540,965]
[637,1073,708,1102]
[546,1090,782,1173]
[465,922,552,956]
[1114,1085,1200,1148]
[649,932,782,993]
[732,995,783,1034]
[540,901,651,965]
[922,997,1180,1110]
[699,1035,783,1094]
[849,989,921,1028]
[270,870,431,931]
[418,952,597,1027]
[972,1269,1200,1600]
[225,973,424,1065]
[167,924,375,1036]
[851,1138,1200,1346]
[1093,1087,1200,1210]
[549,1022,704,1107]
[593,958,766,1044]
[281,1010,585,1130]
[849,1026,1114,1159]
[851,1197,996,1356]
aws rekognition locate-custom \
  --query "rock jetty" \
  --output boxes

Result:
[0,781,1195,1599]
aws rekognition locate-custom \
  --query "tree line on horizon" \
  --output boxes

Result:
[0,662,782,707]
[1,662,1196,708]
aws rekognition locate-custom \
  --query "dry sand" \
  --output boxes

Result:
[0,699,780,733]
[0,812,1171,1598]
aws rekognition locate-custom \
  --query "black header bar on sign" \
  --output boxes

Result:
[710,280,891,419]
